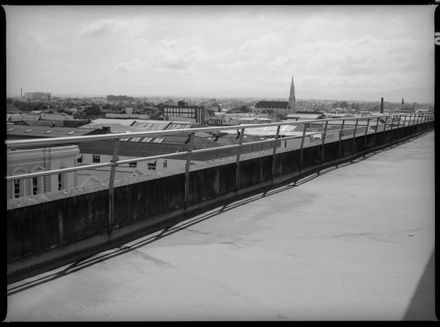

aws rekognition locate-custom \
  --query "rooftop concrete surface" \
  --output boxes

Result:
[6,131,436,321]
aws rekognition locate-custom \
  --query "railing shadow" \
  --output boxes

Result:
[403,250,437,321]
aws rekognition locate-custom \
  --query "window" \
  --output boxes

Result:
[92,155,100,163]
[77,156,83,163]
[32,177,39,195]
[129,161,137,168]
[147,162,156,170]
[14,179,20,198]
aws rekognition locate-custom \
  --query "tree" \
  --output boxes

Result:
[85,105,101,116]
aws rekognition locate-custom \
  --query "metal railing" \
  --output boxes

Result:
[6,112,434,226]
[6,112,434,182]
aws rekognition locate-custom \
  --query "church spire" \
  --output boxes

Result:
[289,75,296,112]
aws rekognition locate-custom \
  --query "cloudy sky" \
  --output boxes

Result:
[4,5,435,103]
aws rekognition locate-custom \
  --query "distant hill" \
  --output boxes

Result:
[53,93,106,98]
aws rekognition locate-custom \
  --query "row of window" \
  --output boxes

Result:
[129,161,157,170]
[90,155,166,170]
[166,113,195,118]
[164,108,197,113]
[164,109,197,118]
[13,173,65,199]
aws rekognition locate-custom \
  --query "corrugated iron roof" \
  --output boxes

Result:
[6,124,105,138]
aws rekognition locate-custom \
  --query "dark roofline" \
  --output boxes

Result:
[255,101,289,109]
[163,105,206,109]
[6,125,107,139]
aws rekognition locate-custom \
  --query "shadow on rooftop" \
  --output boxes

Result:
[403,250,437,321]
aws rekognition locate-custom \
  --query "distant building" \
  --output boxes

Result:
[254,101,291,116]
[254,75,297,116]
[24,92,51,101]
[107,95,135,103]
[163,100,208,125]
[105,112,152,120]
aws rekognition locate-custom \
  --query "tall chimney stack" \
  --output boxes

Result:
[380,97,384,114]
[20,88,22,97]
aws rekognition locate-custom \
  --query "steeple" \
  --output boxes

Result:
[289,75,296,112]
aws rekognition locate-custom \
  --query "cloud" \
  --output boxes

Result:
[80,19,118,38]
[80,17,145,39]
[113,59,141,74]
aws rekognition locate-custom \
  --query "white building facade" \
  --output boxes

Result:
[7,145,79,200]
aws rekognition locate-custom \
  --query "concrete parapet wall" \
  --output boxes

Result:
[6,120,434,282]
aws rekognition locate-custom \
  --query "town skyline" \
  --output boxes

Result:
[5,5,435,103]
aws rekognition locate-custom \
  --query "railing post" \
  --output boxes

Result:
[184,132,194,207]
[299,123,307,174]
[382,115,387,144]
[415,113,420,130]
[390,115,394,142]
[373,117,380,151]
[396,114,402,139]
[364,117,370,155]
[271,125,281,182]
[337,118,345,164]
[403,114,407,127]
[352,118,359,158]
[235,128,245,192]
[319,120,328,171]
[108,138,120,232]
